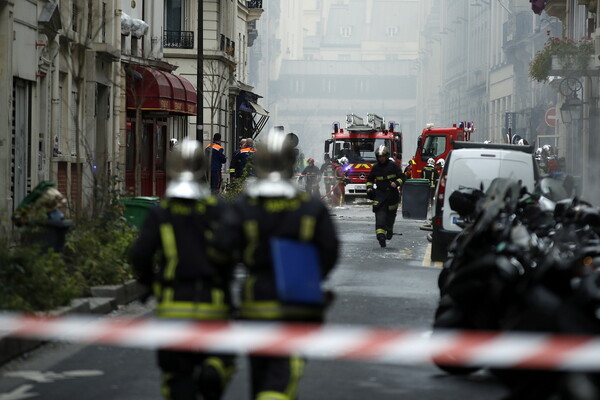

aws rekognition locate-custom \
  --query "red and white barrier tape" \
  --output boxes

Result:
[1,312,600,370]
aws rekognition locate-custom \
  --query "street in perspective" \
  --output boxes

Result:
[3,0,600,399]
[0,202,509,400]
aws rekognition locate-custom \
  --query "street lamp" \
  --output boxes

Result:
[560,95,583,124]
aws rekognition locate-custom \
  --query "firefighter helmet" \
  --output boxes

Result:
[338,156,349,165]
[165,139,210,200]
[254,128,296,180]
[427,158,435,166]
[247,128,299,198]
[375,145,390,158]
[307,157,315,165]
[436,158,445,168]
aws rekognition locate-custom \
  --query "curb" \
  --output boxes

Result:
[0,279,146,366]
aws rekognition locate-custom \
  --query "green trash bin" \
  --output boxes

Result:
[402,179,431,220]
[121,197,160,229]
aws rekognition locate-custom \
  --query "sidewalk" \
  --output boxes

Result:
[0,279,146,365]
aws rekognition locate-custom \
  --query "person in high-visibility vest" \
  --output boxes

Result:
[300,157,321,196]
[331,157,350,207]
[130,139,235,400]
[215,129,339,400]
[231,138,256,179]
[366,146,405,248]
[422,157,439,208]
[205,133,227,194]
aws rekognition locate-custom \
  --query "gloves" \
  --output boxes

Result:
[367,189,374,200]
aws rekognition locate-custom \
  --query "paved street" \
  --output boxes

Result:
[0,200,508,399]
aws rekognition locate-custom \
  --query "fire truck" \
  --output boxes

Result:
[409,122,474,178]
[324,113,403,196]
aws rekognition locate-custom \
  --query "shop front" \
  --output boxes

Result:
[125,65,197,196]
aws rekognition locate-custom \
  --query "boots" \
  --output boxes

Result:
[377,233,386,248]
[386,230,393,240]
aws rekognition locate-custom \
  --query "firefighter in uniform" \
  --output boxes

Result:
[300,157,321,196]
[404,158,416,179]
[320,155,334,198]
[129,139,235,400]
[366,146,404,248]
[421,157,439,205]
[216,129,339,400]
[331,157,349,207]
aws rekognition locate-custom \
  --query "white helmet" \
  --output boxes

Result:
[427,158,435,166]
[374,145,390,158]
[338,157,349,165]
[436,158,445,168]
[254,129,296,180]
[246,128,299,198]
[165,139,210,200]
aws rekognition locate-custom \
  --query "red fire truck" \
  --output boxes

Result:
[409,122,474,178]
[324,113,403,196]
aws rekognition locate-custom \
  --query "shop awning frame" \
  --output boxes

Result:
[248,101,269,139]
[126,66,197,116]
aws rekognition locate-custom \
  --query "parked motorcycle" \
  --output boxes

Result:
[432,177,600,398]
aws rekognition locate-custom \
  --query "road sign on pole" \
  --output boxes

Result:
[545,108,557,127]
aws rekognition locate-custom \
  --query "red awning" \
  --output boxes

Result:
[126,66,197,116]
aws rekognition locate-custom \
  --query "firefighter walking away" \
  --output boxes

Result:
[215,128,339,400]
[129,139,235,400]
[366,145,404,248]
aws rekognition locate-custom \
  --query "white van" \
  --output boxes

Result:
[430,142,540,261]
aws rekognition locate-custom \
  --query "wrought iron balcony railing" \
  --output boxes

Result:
[163,30,194,49]
[247,0,263,9]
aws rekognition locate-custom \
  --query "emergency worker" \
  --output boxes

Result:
[216,129,339,400]
[404,158,416,179]
[366,146,404,248]
[231,138,256,179]
[229,138,247,179]
[435,158,445,176]
[300,158,321,196]
[320,155,334,196]
[206,133,227,193]
[422,157,439,202]
[129,139,234,400]
[331,157,350,207]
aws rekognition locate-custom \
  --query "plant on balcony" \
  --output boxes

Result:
[529,37,594,82]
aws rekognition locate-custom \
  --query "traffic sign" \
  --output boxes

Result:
[545,108,557,127]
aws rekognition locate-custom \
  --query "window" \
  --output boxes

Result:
[386,26,399,37]
[339,26,352,37]
[334,139,390,162]
[163,0,194,49]
[165,0,182,32]
[421,136,447,160]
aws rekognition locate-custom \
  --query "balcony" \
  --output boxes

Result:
[247,0,263,8]
[220,34,235,57]
[163,30,194,49]
[544,0,566,20]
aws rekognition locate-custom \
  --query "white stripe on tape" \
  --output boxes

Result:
[1,313,600,371]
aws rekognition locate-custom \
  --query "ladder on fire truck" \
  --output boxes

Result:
[345,113,385,132]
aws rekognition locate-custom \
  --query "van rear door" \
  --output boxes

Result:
[442,149,535,232]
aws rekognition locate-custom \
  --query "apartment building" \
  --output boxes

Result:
[0,0,264,216]
[0,0,122,215]
[162,0,266,170]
